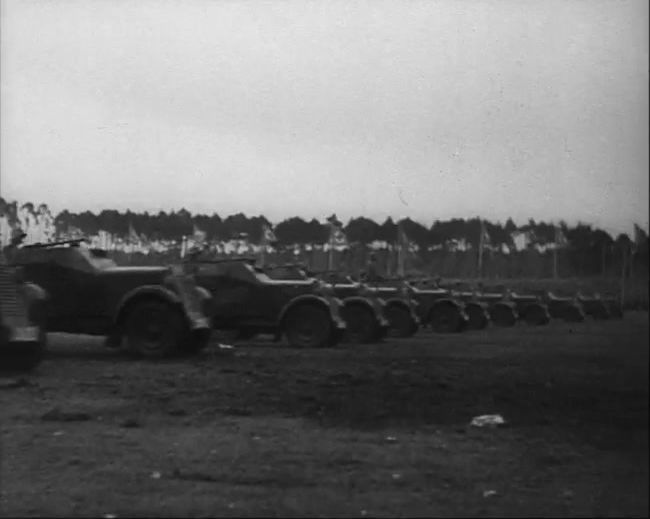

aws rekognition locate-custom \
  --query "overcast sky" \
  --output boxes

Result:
[1,0,648,236]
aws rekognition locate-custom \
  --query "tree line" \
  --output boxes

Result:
[1,198,647,254]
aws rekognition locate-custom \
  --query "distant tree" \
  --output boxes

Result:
[275,216,312,244]
[377,217,398,243]
[504,217,517,235]
[344,216,380,244]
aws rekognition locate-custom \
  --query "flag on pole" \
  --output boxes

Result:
[326,214,347,270]
[259,223,277,267]
[632,223,646,255]
[480,220,491,250]
[511,231,531,252]
[477,219,491,277]
[555,225,568,248]
[398,224,412,250]
[396,223,414,277]
[98,230,113,250]
[261,223,277,246]
[326,214,348,248]
[192,223,207,244]
[552,224,568,279]
[128,222,140,244]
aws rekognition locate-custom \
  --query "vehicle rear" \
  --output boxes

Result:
[0,265,46,371]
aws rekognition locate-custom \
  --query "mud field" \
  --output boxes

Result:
[1,313,648,518]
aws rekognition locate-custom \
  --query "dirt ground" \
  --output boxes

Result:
[1,313,648,518]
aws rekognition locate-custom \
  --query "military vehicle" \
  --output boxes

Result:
[362,278,469,333]
[267,265,416,339]
[442,282,551,327]
[0,262,48,371]
[576,292,623,320]
[9,239,212,358]
[531,290,586,322]
[184,257,347,348]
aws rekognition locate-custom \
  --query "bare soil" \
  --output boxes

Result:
[1,314,648,517]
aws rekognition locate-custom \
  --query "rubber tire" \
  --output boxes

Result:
[606,301,623,319]
[562,304,586,323]
[342,303,379,344]
[1,333,46,373]
[182,328,212,355]
[547,302,567,320]
[125,300,185,358]
[465,303,490,330]
[284,303,333,349]
[385,304,418,338]
[430,304,464,333]
[591,302,610,320]
[237,329,258,341]
[522,303,551,326]
[490,303,517,327]
[328,326,346,348]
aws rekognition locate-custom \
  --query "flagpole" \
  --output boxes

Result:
[620,242,627,308]
[397,243,404,277]
[328,238,334,271]
[553,225,560,279]
[478,220,484,279]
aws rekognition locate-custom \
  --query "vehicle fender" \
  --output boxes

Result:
[383,297,412,311]
[524,301,548,313]
[427,298,467,321]
[465,300,490,311]
[194,285,213,316]
[278,294,341,328]
[465,300,490,314]
[23,282,49,302]
[342,295,384,319]
[493,300,518,311]
[22,282,49,326]
[114,285,182,326]
[384,297,420,321]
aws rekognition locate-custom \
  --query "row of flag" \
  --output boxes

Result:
[1,202,647,257]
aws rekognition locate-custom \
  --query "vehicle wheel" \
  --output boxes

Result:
[523,303,550,326]
[562,304,585,323]
[385,304,417,338]
[284,303,333,348]
[465,303,489,330]
[606,301,623,319]
[237,329,258,341]
[1,335,47,373]
[182,328,212,355]
[489,303,517,327]
[591,302,610,320]
[547,302,565,320]
[430,304,464,333]
[125,300,185,358]
[328,326,345,347]
[343,303,379,343]
[374,324,389,342]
